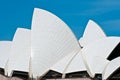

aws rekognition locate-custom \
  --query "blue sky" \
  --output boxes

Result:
[0,0,120,40]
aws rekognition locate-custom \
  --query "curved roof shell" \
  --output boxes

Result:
[51,51,86,74]
[8,28,31,76]
[0,41,11,75]
[51,52,78,74]
[82,55,109,78]
[65,51,86,73]
[82,37,120,59]
[81,37,120,77]
[31,8,81,77]
[103,57,120,80]
[79,20,106,47]
[0,41,11,68]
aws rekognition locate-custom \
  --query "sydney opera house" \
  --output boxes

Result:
[0,8,120,80]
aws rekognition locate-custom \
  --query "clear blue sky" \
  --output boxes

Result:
[0,0,120,40]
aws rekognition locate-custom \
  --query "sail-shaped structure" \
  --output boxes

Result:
[8,28,31,76]
[51,51,87,76]
[31,8,81,77]
[79,20,106,47]
[0,41,11,75]
[81,37,120,77]
[103,57,120,80]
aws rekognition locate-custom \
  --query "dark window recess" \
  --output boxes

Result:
[0,68,4,75]
[41,70,62,80]
[107,42,120,61]
[12,71,29,80]
[107,67,120,80]
[94,74,102,80]
[66,71,90,78]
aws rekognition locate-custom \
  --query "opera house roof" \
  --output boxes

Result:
[0,8,119,80]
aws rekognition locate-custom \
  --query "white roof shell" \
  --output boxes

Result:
[8,28,31,76]
[82,55,109,78]
[79,20,106,47]
[65,51,86,73]
[51,52,78,74]
[103,57,120,80]
[82,37,120,59]
[0,41,11,75]
[81,37,120,77]
[31,8,80,77]
[51,51,86,74]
